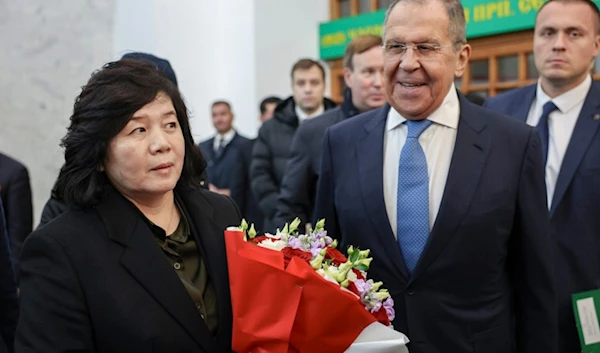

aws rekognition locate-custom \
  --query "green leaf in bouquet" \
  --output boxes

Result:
[355,263,369,272]
[349,247,360,263]
[281,223,289,235]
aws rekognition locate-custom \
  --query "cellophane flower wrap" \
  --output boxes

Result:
[224,218,409,353]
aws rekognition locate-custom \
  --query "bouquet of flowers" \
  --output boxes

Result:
[224,218,409,353]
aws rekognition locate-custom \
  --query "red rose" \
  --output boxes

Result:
[325,247,348,266]
[352,268,365,280]
[372,307,391,327]
[249,235,269,244]
[281,247,313,268]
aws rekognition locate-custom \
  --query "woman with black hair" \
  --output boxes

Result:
[15,59,239,353]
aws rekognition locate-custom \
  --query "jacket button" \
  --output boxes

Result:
[174,262,182,270]
[406,286,415,295]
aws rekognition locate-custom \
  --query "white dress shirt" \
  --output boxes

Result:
[526,75,591,208]
[213,129,236,152]
[295,104,324,122]
[384,84,460,237]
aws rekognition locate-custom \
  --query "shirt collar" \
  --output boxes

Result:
[295,104,325,122]
[536,75,592,113]
[216,129,236,144]
[386,83,460,131]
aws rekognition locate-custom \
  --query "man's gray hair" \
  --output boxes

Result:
[382,0,467,48]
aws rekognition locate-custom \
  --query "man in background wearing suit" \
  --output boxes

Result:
[230,96,281,232]
[251,59,337,232]
[0,199,18,353]
[0,152,32,280]
[274,34,386,231]
[198,101,249,197]
[313,0,558,352]
[484,1,600,351]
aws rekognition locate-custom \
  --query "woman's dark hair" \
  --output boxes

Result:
[55,59,206,208]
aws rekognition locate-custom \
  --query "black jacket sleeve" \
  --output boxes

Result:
[249,125,279,219]
[230,143,250,216]
[0,200,18,353]
[5,164,33,279]
[273,127,312,228]
[15,231,94,353]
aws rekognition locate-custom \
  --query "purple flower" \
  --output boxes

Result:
[369,301,382,313]
[309,247,321,258]
[383,297,395,322]
[287,237,303,250]
[354,279,370,295]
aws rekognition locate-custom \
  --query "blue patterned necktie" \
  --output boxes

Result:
[397,119,433,274]
[536,101,558,165]
[214,136,225,158]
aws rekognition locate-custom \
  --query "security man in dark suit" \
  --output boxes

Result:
[0,152,32,280]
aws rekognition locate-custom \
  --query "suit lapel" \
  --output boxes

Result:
[205,137,217,161]
[357,105,409,281]
[550,82,600,216]
[512,85,536,123]
[411,97,490,281]
[96,191,214,352]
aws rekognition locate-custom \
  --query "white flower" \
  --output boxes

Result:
[346,269,358,282]
[256,238,287,251]
[264,232,282,240]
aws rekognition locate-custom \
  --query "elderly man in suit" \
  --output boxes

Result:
[313,0,558,352]
[484,1,600,351]
[0,152,33,280]
[0,199,18,353]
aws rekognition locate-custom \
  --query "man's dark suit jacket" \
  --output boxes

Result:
[199,132,249,190]
[16,187,241,353]
[485,81,600,353]
[0,199,18,353]
[0,153,33,279]
[274,93,360,229]
[313,97,558,353]
[230,138,264,232]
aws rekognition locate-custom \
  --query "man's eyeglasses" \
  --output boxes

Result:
[382,42,462,59]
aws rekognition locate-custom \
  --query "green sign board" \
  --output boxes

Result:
[319,0,600,60]
[573,289,600,352]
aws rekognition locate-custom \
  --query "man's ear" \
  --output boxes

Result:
[343,67,353,89]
